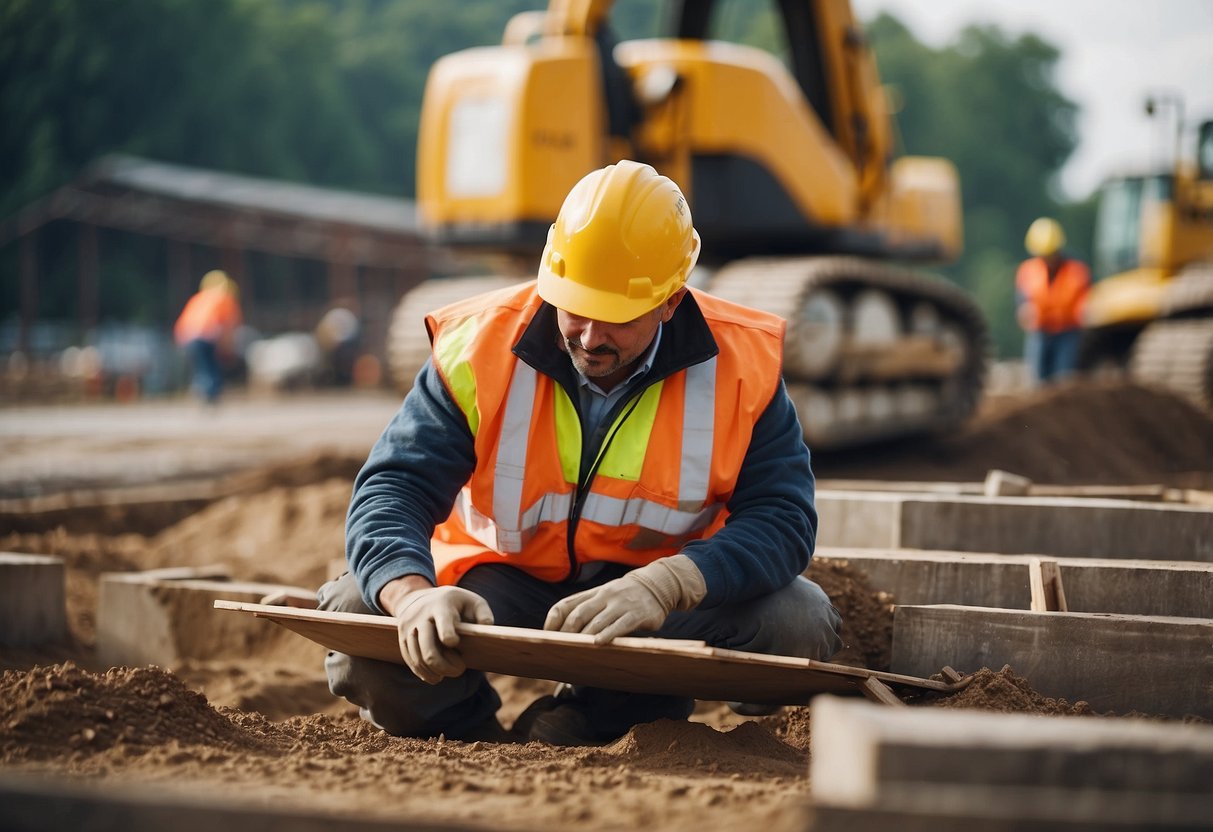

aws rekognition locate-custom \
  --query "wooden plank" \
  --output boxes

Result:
[816,549,1213,618]
[1028,558,1066,611]
[809,696,1213,829]
[1042,559,1068,611]
[859,677,906,707]
[939,666,965,685]
[1028,558,1049,611]
[892,605,1213,718]
[214,601,959,704]
[896,496,1213,560]
[983,469,1032,497]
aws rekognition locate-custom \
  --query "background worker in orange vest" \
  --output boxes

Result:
[318,161,842,746]
[173,270,243,404]
[1015,217,1091,385]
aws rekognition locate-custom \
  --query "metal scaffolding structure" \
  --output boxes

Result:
[0,155,440,355]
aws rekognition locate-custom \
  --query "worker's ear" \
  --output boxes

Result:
[659,287,688,323]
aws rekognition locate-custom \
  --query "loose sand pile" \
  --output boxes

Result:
[815,381,1213,486]
[2,381,1210,829]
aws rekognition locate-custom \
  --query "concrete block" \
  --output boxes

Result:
[816,548,1213,618]
[891,605,1213,719]
[96,572,316,668]
[817,490,1213,560]
[983,468,1032,497]
[809,696,1213,830]
[0,552,69,646]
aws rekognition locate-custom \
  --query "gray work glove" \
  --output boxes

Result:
[544,554,707,645]
[392,586,493,684]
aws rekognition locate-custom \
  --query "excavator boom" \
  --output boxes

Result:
[397,0,988,449]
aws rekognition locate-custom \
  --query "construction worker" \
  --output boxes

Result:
[1015,217,1091,385]
[318,161,842,745]
[173,270,243,404]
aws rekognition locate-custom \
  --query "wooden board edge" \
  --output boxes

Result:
[213,599,964,693]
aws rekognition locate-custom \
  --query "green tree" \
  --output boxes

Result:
[0,0,380,218]
[867,13,1083,358]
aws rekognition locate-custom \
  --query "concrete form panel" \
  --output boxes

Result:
[891,605,1213,719]
[96,573,318,668]
[810,696,1213,829]
[0,552,69,647]
[815,492,901,548]
[817,548,1213,618]
[898,496,1213,560]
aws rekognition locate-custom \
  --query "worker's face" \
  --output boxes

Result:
[557,288,686,389]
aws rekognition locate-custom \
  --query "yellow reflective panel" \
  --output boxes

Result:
[553,386,582,484]
[596,381,663,481]
[433,315,482,435]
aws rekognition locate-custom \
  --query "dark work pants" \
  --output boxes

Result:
[318,563,843,738]
[1024,328,1082,385]
[186,338,223,403]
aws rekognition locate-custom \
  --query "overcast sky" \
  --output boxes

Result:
[852,0,1213,200]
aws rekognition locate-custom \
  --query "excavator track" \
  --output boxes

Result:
[706,256,988,449]
[385,276,523,391]
[1129,318,1213,409]
[385,258,989,450]
[1127,261,1213,409]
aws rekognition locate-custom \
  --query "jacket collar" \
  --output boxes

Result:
[511,289,720,399]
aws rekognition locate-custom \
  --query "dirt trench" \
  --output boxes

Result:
[2,380,1211,830]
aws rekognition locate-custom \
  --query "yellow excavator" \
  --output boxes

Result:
[388,0,989,449]
[1080,111,1213,408]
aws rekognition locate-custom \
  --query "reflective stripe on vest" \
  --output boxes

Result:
[451,355,720,553]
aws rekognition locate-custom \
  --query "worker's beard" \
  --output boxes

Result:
[562,336,623,379]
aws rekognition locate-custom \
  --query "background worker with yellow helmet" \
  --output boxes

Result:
[173,269,243,404]
[319,161,842,746]
[1015,217,1092,384]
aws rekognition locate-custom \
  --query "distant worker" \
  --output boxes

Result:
[1015,217,1091,385]
[318,161,843,745]
[174,270,243,404]
[314,304,362,386]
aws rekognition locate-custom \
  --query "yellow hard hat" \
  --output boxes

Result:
[1025,217,1065,257]
[200,270,239,298]
[536,160,701,323]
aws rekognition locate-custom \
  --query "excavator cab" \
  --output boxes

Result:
[402,0,988,449]
[1080,116,1213,406]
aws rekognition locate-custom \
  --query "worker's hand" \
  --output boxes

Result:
[544,554,707,645]
[389,585,494,684]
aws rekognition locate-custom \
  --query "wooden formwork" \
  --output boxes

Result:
[809,696,1213,830]
[815,489,1213,560]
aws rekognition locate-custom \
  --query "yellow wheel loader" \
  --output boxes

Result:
[1080,116,1213,408]
[389,0,989,449]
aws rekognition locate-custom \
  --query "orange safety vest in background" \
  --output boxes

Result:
[174,288,242,346]
[423,282,786,588]
[1015,257,1091,333]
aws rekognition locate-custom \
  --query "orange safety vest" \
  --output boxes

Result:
[174,288,242,345]
[423,282,786,587]
[1015,257,1090,333]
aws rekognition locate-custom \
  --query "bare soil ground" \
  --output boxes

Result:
[2,380,1211,830]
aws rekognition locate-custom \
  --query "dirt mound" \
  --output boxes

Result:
[592,719,806,778]
[0,663,285,762]
[816,381,1213,486]
[914,665,1096,716]
[221,450,365,495]
[149,478,350,587]
[805,559,893,670]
